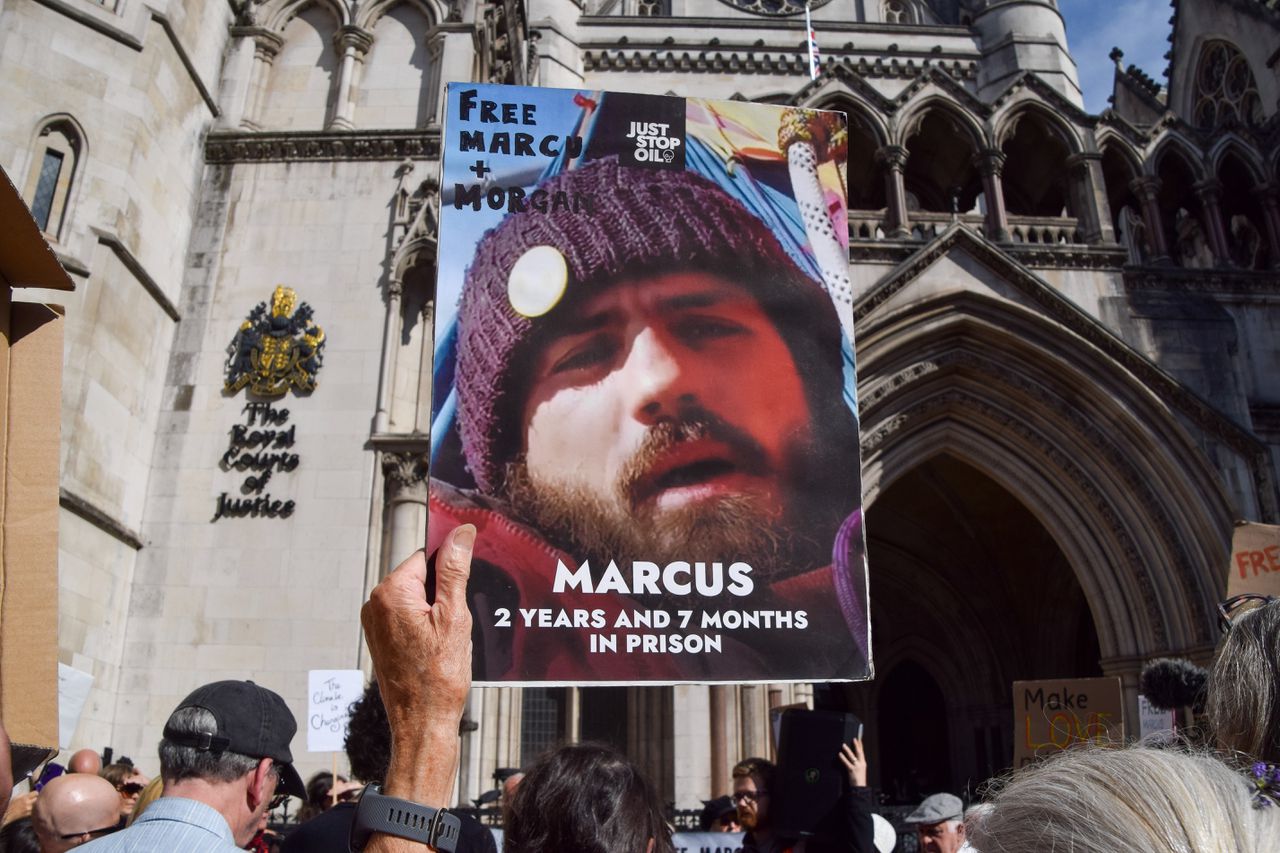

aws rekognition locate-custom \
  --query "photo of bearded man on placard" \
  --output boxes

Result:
[428,87,868,684]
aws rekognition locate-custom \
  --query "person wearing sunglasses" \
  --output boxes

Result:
[1208,593,1280,765]
[30,773,120,852]
[99,764,149,827]
[80,681,306,852]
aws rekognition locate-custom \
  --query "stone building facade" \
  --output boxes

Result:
[3,0,1279,808]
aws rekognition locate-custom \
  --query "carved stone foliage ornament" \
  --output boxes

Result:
[225,285,327,397]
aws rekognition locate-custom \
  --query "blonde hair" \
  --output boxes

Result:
[127,777,165,825]
[968,747,1280,853]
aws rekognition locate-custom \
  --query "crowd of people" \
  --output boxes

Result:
[0,535,1276,852]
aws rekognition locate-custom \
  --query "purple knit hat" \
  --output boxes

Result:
[454,156,841,495]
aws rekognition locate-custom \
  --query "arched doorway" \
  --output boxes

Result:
[839,238,1245,798]
[845,454,1101,798]
[875,660,950,803]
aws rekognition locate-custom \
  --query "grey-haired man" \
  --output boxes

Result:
[82,681,305,852]
[905,793,966,853]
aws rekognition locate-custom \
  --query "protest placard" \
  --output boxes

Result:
[307,669,363,753]
[428,83,868,685]
[1226,521,1280,598]
[1137,694,1175,740]
[57,663,94,750]
[1012,677,1124,767]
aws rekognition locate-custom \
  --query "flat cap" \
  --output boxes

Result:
[905,792,964,824]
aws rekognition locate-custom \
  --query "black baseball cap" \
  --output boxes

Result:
[163,680,306,800]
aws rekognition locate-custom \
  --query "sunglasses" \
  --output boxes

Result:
[60,825,118,840]
[118,782,145,796]
[1217,593,1277,634]
[267,765,292,810]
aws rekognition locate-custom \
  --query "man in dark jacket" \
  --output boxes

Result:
[279,682,495,853]
[734,741,874,853]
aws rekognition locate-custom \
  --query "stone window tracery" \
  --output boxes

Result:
[884,0,913,23]
[636,0,667,15]
[1193,41,1263,129]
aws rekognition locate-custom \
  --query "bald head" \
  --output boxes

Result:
[32,774,120,852]
[67,750,101,775]
[502,772,524,801]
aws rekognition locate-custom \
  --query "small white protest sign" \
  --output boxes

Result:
[307,670,364,753]
[1137,694,1176,740]
[57,663,95,749]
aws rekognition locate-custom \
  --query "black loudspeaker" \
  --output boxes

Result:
[772,709,861,840]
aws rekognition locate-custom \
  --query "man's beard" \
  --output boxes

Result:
[504,409,846,577]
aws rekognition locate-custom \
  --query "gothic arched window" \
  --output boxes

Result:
[884,0,913,23]
[23,118,84,242]
[1193,41,1263,129]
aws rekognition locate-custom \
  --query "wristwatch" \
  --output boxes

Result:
[348,783,463,852]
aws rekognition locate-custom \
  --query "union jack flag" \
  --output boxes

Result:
[805,3,821,80]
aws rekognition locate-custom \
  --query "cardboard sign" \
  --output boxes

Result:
[1227,521,1280,598]
[306,669,363,753]
[1013,677,1124,767]
[1,302,64,752]
[1137,694,1175,740]
[429,83,868,685]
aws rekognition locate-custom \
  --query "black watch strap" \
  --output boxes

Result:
[349,784,463,852]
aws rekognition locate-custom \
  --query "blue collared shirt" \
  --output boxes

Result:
[80,796,243,852]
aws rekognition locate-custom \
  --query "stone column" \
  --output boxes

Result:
[425,31,447,127]
[428,24,478,130]
[739,685,770,759]
[1250,184,1280,270]
[382,449,428,571]
[236,28,284,130]
[373,270,406,434]
[1193,179,1232,266]
[1129,176,1170,262]
[1065,151,1112,244]
[329,26,374,130]
[876,144,911,239]
[215,30,258,129]
[974,148,1010,242]
[628,687,674,805]
[709,685,730,794]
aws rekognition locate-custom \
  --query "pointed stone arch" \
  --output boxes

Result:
[894,94,986,151]
[262,0,350,33]
[1148,134,1212,268]
[1098,134,1144,261]
[855,233,1238,672]
[354,0,444,30]
[1208,135,1266,182]
[895,97,986,215]
[1147,132,1205,180]
[992,98,1083,155]
[1214,144,1272,269]
[993,101,1082,218]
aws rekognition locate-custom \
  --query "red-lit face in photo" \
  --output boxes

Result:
[514,271,816,566]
